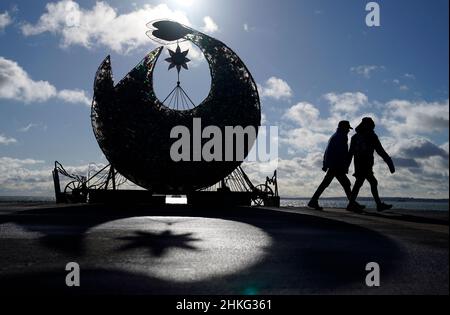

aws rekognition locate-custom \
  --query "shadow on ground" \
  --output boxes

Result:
[362,210,449,226]
[0,204,404,294]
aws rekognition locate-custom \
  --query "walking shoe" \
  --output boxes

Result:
[308,200,323,211]
[377,203,393,212]
[355,202,366,210]
[346,202,363,213]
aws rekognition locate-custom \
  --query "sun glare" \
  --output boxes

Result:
[176,0,195,6]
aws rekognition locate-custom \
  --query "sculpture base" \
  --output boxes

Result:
[85,190,252,207]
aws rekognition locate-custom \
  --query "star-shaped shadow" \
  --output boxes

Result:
[118,230,200,257]
[165,45,190,73]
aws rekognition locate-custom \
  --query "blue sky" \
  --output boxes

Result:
[0,0,448,198]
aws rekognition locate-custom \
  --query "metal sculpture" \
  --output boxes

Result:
[92,20,261,193]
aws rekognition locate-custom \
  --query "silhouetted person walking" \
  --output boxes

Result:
[346,117,395,213]
[308,121,364,211]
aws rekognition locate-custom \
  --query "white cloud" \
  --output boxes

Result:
[19,124,36,132]
[0,157,51,195]
[283,102,320,127]
[382,99,449,136]
[261,113,267,125]
[281,103,331,151]
[57,89,91,106]
[419,155,449,177]
[243,23,255,32]
[0,158,138,196]
[202,16,218,33]
[383,137,450,183]
[0,56,57,103]
[385,137,449,162]
[323,92,368,114]
[19,123,47,133]
[0,56,90,105]
[392,78,410,91]
[0,11,12,31]
[0,157,111,195]
[258,77,292,100]
[0,134,17,145]
[350,65,384,79]
[281,127,330,151]
[0,157,44,168]
[20,1,212,56]
[280,94,378,152]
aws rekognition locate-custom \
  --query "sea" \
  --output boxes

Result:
[0,196,448,212]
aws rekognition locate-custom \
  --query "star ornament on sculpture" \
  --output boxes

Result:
[165,45,190,73]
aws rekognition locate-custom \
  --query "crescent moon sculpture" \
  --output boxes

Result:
[92,20,261,193]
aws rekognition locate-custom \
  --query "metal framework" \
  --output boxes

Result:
[53,20,279,207]
[201,166,279,206]
[162,81,196,110]
[91,21,261,194]
[53,160,279,207]
[52,161,128,203]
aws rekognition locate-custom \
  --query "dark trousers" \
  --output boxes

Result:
[349,173,382,206]
[311,169,352,201]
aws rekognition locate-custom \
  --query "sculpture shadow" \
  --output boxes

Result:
[0,204,404,294]
[118,230,200,257]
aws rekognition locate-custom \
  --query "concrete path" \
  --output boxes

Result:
[0,203,447,294]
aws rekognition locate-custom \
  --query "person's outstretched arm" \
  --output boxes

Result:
[374,135,395,174]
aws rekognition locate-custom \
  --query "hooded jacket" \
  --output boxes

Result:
[349,124,394,176]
